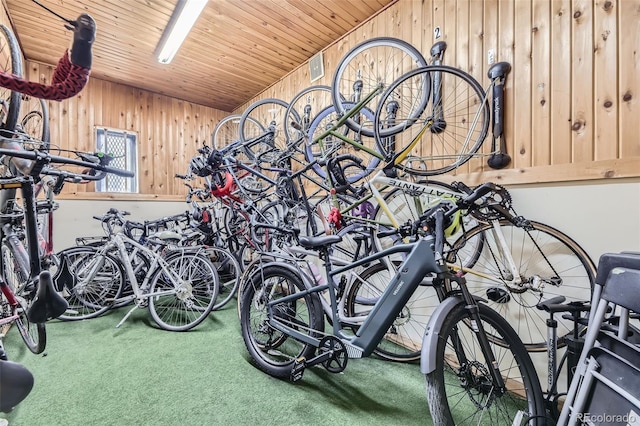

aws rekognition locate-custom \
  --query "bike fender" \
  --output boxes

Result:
[420,296,464,374]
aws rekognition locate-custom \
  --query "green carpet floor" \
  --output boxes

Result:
[1,303,433,426]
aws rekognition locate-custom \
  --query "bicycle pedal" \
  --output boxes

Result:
[290,357,306,382]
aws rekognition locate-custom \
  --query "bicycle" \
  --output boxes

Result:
[0,1,101,413]
[58,208,220,331]
[239,182,546,425]
[291,156,595,359]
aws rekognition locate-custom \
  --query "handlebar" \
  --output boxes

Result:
[0,144,134,181]
[380,182,506,260]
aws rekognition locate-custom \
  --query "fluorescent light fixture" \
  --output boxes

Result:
[155,0,207,64]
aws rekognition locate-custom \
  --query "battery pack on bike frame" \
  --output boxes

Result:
[350,237,441,357]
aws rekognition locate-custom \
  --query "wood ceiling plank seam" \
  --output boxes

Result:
[326,0,377,23]
[279,0,346,40]
[212,0,319,56]
[181,29,302,73]
[297,0,356,30]
[254,0,340,50]
[193,13,311,67]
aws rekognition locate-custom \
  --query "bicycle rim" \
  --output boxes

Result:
[0,24,22,138]
[425,302,546,425]
[148,252,218,331]
[18,96,50,148]
[15,300,46,354]
[57,248,124,321]
[332,37,428,138]
[285,84,338,146]
[240,265,322,379]
[448,219,595,351]
[345,261,438,361]
[305,103,380,183]
[375,65,490,176]
[213,114,264,150]
[206,247,241,311]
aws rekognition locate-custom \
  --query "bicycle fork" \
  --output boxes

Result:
[421,277,508,395]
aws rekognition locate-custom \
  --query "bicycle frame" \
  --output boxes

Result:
[78,230,207,327]
[0,176,45,284]
[330,171,540,290]
[263,233,508,393]
[256,243,392,328]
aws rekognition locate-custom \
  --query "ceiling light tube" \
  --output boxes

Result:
[155,0,207,64]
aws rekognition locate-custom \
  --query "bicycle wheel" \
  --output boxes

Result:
[1,246,46,354]
[148,251,218,331]
[425,302,546,425]
[332,37,428,138]
[285,85,336,145]
[257,196,314,239]
[12,295,46,354]
[18,96,50,148]
[345,261,438,362]
[0,24,22,138]
[240,264,324,379]
[206,247,241,311]
[448,220,596,351]
[56,247,125,321]
[374,65,490,176]
[305,103,380,182]
[238,98,289,155]
[213,114,264,150]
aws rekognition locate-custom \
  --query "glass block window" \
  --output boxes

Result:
[95,127,138,193]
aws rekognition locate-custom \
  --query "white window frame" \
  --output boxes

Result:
[95,127,139,193]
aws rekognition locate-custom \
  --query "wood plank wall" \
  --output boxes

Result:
[23,61,227,200]
[3,0,639,200]
[0,0,226,200]
[236,0,640,186]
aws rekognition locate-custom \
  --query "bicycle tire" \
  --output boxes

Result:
[448,219,596,351]
[56,247,124,321]
[213,114,264,150]
[425,302,546,425]
[1,243,46,354]
[240,264,324,379]
[284,85,335,145]
[374,65,490,176]
[13,296,47,354]
[206,247,241,311]
[345,260,437,362]
[331,37,428,138]
[0,24,22,138]
[148,250,218,331]
[305,103,380,183]
[238,98,289,152]
[18,96,50,148]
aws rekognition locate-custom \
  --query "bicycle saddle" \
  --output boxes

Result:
[27,270,69,324]
[0,359,34,413]
[298,235,342,250]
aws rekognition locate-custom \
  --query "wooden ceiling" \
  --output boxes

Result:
[5,0,395,112]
